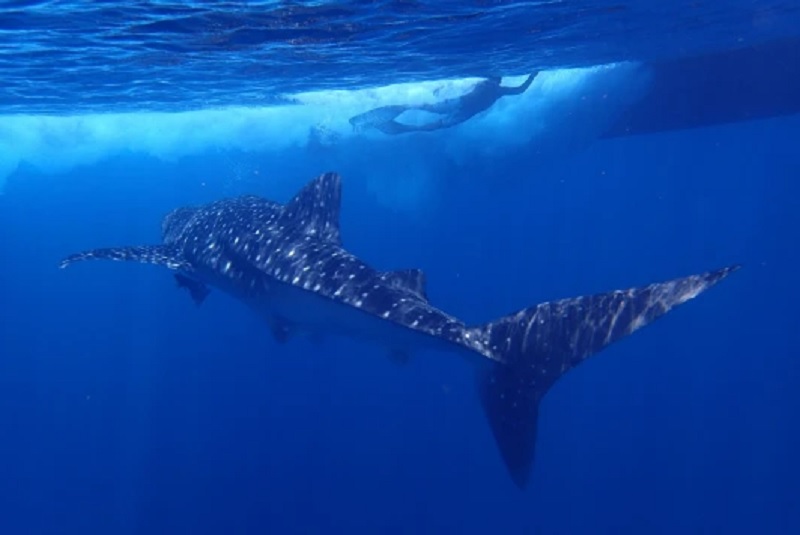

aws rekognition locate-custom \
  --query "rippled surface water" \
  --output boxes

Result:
[1,1,799,113]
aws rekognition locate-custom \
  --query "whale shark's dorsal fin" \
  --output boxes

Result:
[379,269,428,301]
[278,172,342,244]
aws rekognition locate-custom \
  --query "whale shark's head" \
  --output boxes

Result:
[161,206,198,244]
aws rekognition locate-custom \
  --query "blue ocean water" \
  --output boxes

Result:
[1,2,799,534]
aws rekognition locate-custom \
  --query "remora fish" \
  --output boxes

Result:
[60,172,739,487]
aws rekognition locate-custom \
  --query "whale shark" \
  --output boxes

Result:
[60,172,739,488]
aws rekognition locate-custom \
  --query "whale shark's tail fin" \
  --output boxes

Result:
[465,265,739,488]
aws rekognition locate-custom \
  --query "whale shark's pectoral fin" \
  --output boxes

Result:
[468,265,740,488]
[59,245,191,271]
[174,273,210,306]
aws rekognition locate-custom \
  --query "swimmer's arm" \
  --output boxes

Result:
[501,72,539,95]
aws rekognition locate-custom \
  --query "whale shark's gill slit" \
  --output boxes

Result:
[466,265,740,488]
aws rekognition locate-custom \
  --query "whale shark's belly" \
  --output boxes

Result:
[200,266,471,358]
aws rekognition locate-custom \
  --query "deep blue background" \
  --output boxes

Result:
[0,113,798,534]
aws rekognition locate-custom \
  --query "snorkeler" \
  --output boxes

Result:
[348,72,538,134]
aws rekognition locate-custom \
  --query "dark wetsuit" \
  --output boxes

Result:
[349,72,538,134]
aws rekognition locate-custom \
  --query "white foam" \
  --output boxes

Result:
[0,62,650,207]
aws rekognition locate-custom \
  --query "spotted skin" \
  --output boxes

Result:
[471,265,738,487]
[60,171,739,488]
[61,244,190,270]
